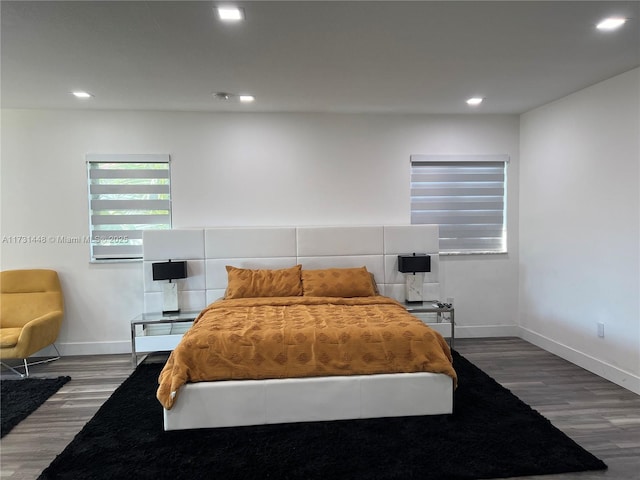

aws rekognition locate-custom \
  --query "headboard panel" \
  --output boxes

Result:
[204,227,297,258]
[143,225,439,313]
[296,226,383,256]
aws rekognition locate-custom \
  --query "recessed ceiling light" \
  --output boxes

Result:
[239,95,255,103]
[466,97,484,106]
[72,91,93,99]
[596,17,627,31]
[216,6,244,21]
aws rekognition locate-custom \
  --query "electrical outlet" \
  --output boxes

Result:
[597,322,604,338]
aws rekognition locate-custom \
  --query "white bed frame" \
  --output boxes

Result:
[142,225,454,430]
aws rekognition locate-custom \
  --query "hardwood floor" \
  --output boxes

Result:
[1,337,639,480]
[0,354,133,480]
[457,339,640,480]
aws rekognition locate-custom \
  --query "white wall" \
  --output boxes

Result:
[0,111,520,355]
[519,68,640,393]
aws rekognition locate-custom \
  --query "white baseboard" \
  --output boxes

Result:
[46,326,520,357]
[42,341,132,357]
[520,327,640,395]
[39,327,640,396]
[456,325,520,338]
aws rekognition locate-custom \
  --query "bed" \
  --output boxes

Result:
[143,225,457,430]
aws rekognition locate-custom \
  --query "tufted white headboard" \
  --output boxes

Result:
[142,225,439,313]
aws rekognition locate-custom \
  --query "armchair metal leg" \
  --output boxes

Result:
[0,361,28,378]
[1,345,62,378]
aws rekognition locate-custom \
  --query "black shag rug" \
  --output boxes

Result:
[38,352,606,479]
[1,375,70,438]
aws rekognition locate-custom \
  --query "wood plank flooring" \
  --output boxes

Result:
[0,354,133,480]
[1,337,639,480]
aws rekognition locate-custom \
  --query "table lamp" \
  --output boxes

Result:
[152,260,188,313]
[397,253,431,303]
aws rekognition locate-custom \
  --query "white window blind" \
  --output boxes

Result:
[410,154,508,254]
[87,154,171,260]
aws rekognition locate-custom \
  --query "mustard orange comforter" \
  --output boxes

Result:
[157,296,456,409]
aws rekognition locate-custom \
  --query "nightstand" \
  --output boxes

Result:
[130,310,200,366]
[403,301,455,350]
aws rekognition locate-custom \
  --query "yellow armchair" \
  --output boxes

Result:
[0,269,64,377]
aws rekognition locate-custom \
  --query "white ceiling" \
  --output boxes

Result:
[2,1,638,115]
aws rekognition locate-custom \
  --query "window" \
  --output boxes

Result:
[87,154,171,261]
[410,154,508,254]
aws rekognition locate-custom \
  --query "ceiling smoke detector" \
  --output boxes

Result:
[213,92,232,101]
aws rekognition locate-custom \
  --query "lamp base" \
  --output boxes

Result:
[405,273,425,303]
[162,282,180,314]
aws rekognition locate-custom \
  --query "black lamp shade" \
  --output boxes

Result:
[152,260,188,281]
[397,254,431,273]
